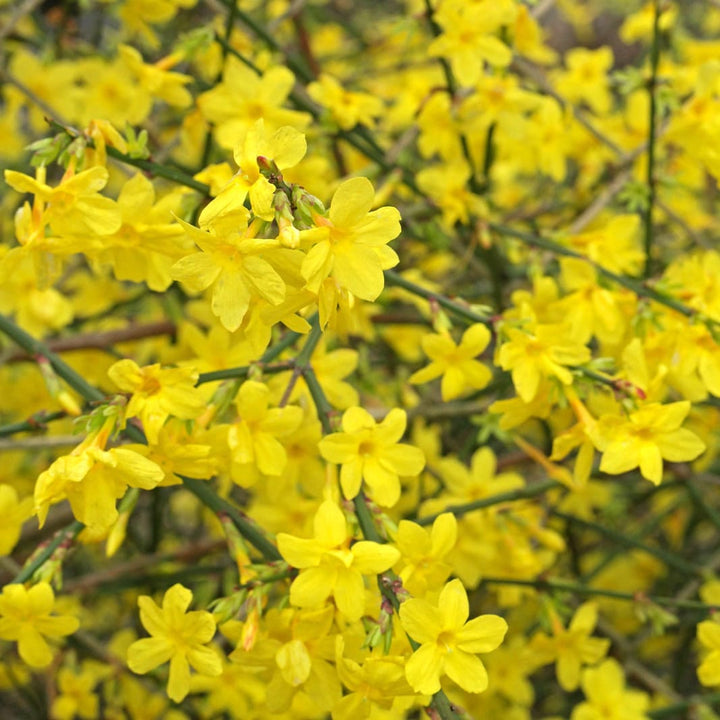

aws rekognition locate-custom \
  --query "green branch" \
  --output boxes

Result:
[551,509,705,578]
[13,521,84,584]
[481,575,719,612]
[417,479,559,526]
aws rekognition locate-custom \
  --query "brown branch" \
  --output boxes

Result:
[4,321,176,362]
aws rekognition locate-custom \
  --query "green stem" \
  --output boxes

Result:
[384,270,492,326]
[551,509,704,578]
[0,313,104,403]
[481,575,719,612]
[0,410,66,438]
[644,0,661,278]
[12,521,84,584]
[181,477,281,561]
[649,692,720,718]
[488,221,708,323]
[417,479,559,526]
[48,120,211,195]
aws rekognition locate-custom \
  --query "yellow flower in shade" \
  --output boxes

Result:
[127,584,222,703]
[497,324,591,402]
[698,620,720,686]
[307,74,383,131]
[591,401,706,484]
[34,418,165,538]
[108,359,206,444]
[0,484,34,555]
[530,603,610,691]
[228,380,303,481]
[300,177,401,302]
[409,324,492,401]
[428,0,514,86]
[394,513,457,597]
[0,582,79,668]
[277,500,400,621]
[197,57,311,149]
[334,637,414,720]
[4,165,122,239]
[52,664,101,720]
[571,659,649,720]
[318,407,425,507]
[399,578,507,694]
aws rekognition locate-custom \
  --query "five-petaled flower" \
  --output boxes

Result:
[318,406,425,507]
[398,578,508,694]
[127,583,222,703]
[0,582,79,668]
[277,500,400,621]
[591,401,706,484]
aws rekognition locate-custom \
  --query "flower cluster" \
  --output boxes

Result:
[1,1,720,719]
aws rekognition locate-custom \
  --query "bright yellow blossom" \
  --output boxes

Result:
[207,120,306,222]
[0,583,79,668]
[4,165,121,239]
[399,578,508,694]
[228,380,303,482]
[319,406,425,507]
[394,513,457,596]
[170,207,289,333]
[409,323,492,401]
[198,57,311,148]
[127,583,222,703]
[277,500,400,621]
[571,658,650,720]
[591,401,706,484]
[108,359,206,444]
[428,0,514,86]
[530,603,610,691]
[34,418,165,538]
[308,74,384,130]
[497,323,590,402]
[300,177,401,303]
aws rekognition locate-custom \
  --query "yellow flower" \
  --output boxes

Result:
[4,165,121,239]
[319,406,425,507]
[307,74,384,130]
[409,324,492,401]
[394,513,457,597]
[52,664,101,720]
[108,359,206,444]
[428,0,514,86]
[198,57,311,149]
[497,323,591,402]
[591,401,706,484]
[572,658,650,720]
[399,578,507,694]
[0,484,34,555]
[698,620,720,686]
[334,637,414,720]
[170,207,288,333]
[127,583,222,703]
[300,177,401,302]
[207,119,307,222]
[93,173,189,292]
[34,418,165,538]
[530,603,610,691]
[228,380,303,481]
[229,606,341,713]
[0,582,79,668]
[277,500,400,621]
